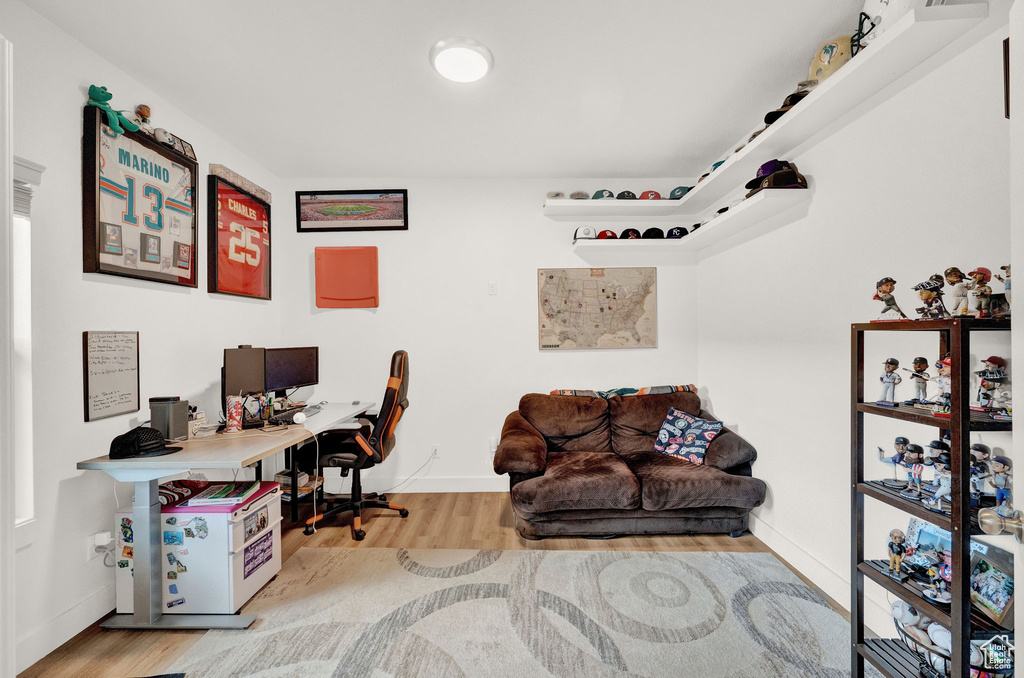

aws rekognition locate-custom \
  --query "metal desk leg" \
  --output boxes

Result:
[100,478,255,630]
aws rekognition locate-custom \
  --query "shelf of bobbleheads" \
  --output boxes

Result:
[850,318,1012,678]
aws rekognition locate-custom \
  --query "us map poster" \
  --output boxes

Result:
[96,121,196,284]
[210,178,271,299]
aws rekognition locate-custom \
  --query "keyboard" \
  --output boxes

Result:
[268,403,322,425]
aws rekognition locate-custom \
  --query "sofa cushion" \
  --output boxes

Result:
[653,409,723,465]
[519,394,612,453]
[608,392,702,453]
[618,451,767,511]
[510,451,641,512]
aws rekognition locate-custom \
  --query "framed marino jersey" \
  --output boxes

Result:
[82,105,198,287]
[207,175,271,299]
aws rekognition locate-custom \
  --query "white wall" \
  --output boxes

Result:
[275,177,700,493]
[695,30,1013,635]
[4,1,288,670]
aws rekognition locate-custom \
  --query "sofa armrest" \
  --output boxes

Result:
[699,410,757,472]
[494,411,548,476]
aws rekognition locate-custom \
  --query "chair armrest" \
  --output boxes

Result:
[494,412,548,476]
[699,410,757,472]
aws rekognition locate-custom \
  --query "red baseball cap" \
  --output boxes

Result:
[597,229,617,239]
[639,190,661,200]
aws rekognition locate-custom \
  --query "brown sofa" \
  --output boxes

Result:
[493,391,766,539]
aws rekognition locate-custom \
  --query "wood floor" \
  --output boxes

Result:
[18,492,823,678]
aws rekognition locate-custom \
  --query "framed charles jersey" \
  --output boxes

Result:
[207,175,271,299]
[82,105,198,287]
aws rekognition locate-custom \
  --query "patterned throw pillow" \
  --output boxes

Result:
[652,408,722,465]
[550,385,697,398]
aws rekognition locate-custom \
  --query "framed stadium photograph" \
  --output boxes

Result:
[82,105,199,287]
[295,189,408,232]
[208,174,272,299]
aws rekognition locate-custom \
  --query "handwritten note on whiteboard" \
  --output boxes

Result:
[83,331,139,421]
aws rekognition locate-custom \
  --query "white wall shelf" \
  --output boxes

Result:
[572,188,812,255]
[543,198,692,221]
[673,2,988,215]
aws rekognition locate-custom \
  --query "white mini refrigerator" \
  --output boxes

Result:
[115,481,282,614]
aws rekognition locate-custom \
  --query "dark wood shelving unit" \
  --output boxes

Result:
[851,317,1012,678]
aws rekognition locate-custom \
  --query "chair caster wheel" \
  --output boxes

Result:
[353,529,366,541]
[303,525,315,536]
[399,509,409,518]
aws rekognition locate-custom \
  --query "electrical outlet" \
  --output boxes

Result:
[87,531,111,561]
[431,444,440,459]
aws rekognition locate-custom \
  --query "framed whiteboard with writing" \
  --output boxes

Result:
[83,331,140,421]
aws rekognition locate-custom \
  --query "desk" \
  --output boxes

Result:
[76,400,373,630]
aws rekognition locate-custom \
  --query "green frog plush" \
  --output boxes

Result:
[86,84,139,136]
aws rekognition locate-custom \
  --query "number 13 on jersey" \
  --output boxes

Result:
[210,177,271,299]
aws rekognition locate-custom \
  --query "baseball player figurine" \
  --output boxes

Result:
[873,277,908,320]
[902,357,930,404]
[995,264,1011,305]
[878,436,910,488]
[968,267,993,318]
[925,551,953,604]
[970,443,992,499]
[887,529,908,581]
[944,267,971,316]
[878,358,902,405]
[924,451,952,513]
[988,456,1016,517]
[898,444,926,499]
[912,279,950,319]
[975,356,1007,407]
[932,354,952,415]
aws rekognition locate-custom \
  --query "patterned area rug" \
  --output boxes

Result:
[170,548,859,678]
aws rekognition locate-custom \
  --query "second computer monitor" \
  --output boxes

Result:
[265,346,319,395]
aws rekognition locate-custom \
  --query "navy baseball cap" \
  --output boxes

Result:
[641,227,664,239]
[666,227,688,238]
[619,228,642,239]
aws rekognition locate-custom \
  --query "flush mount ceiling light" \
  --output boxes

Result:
[429,38,493,83]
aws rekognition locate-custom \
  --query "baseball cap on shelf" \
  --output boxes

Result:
[619,228,642,239]
[666,227,688,238]
[710,160,725,172]
[592,189,615,200]
[668,186,693,200]
[764,89,811,125]
[597,229,618,239]
[690,222,701,231]
[573,226,597,241]
[546,191,565,199]
[745,159,796,189]
[639,190,661,200]
[641,228,664,239]
[616,190,637,200]
[744,168,808,198]
[569,190,590,200]
[697,173,710,183]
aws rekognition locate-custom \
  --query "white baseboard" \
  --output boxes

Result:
[16,583,114,674]
[749,514,891,636]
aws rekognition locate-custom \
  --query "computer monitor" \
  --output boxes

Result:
[223,347,266,399]
[265,347,319,396]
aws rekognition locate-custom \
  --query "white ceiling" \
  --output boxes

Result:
[24,0,864,179]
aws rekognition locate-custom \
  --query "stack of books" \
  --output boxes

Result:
[281,476,323,503]
[184,482,261,507]
[274,469,309,487]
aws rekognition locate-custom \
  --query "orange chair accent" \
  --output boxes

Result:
[303,350,410,540]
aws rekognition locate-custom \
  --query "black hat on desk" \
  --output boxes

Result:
[110,426,182,459]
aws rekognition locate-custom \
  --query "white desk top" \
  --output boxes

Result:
[77,401,375,474]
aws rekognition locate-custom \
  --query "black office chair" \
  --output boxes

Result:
[303,350,409,539]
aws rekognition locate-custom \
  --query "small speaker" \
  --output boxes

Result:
[150,397,190,442]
